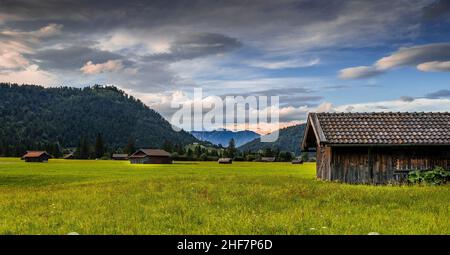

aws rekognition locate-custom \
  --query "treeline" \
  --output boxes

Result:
[165,138,312,162]
[0,141,63,158]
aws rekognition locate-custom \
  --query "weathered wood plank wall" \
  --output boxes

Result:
[317,146,450,184]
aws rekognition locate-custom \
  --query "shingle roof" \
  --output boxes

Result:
[308,112,450,145]
[22,151,51,158]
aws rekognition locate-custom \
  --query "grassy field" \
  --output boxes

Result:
[0,158,448,235]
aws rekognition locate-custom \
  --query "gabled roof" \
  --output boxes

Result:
[302,112,450,149]
[22,151,51,158]
[130,149,171,158]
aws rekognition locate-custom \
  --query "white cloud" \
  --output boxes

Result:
[0,64,57,85]
[339,66,384,79]
[97,29,173,54]
[340,43,450,79]
[35,23,63,38]
[80,59,124,74]
[1,23,63,40]
[417,61,450,72]
[246,58,320,69]
[375,43,450,70]
[0,50,30,69]
[333,98,450,112]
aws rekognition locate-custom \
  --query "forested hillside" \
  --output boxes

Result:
[0,83,198,156]
[238,124,306,155]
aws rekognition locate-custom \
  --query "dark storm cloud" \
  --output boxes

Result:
[28,46,129,70]
[423,0,450,19]
[148,33,242,61]
[0,0,435,35]
[425,89,450,98]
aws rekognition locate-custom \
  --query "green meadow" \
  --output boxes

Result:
[0,158,448,235]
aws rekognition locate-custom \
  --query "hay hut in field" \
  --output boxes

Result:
[63,152,75,159]
[260,157,276,162]
[129,149,172,164]
[22,151,52,162]
[112,154,129,160]
[301,112,450,184]
[218,158,232,164]
[292,158,304,164]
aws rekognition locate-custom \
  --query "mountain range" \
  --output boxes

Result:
[190,129,260,147]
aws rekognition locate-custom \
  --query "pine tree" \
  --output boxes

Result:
[227,138,236,158]
[76,136,90,159]
[124,136,136,155]
[194,145,202,159]
[186,148,193,157]
[94,133,105,159]
[163,140,173,152]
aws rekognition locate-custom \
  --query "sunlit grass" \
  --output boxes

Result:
[0,158,448,235]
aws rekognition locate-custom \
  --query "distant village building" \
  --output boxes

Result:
[260,157,276,162]
[292,158,304,164]
[112,154,129,160]
[129,149,172,164]
[218,158,232,164]
[301,112,450,184]
[63,152,75,159]
[22,151,52,162]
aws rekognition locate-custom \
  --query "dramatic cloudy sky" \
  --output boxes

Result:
[1,0,450,132]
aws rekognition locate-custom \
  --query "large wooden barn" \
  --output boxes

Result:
[301,112,450,184]
[129,149,172,164]
[21,151,52,162]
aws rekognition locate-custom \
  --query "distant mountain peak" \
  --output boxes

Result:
[190,129,260,147]
[238,124,306,155]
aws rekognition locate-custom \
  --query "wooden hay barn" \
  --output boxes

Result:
[22,151,52,162]
[218,158,232,164]
[301,112,450,184]
[129,149,172,164]
[63,152,74,159]
[112,154,129,160]
[260,157,276,162]
[292,158,303,164]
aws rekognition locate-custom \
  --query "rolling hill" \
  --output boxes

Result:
[238,124,306,155]
[0,83,198,155]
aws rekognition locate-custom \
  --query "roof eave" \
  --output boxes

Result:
[301,113,328,150]
[327,143,450,147]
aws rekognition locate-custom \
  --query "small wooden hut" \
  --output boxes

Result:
[22,151,52,162]
[260,157,276,162]
[218,158,232,164]
[129,149,172,164]
[292,158,304,164]
[112,154,129,160]
[301,112,450,184]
